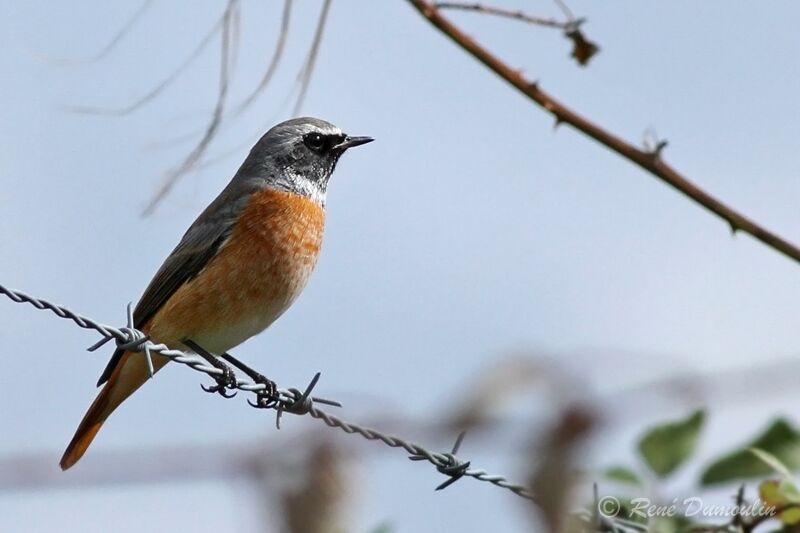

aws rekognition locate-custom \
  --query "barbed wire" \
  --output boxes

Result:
[0,282,535,502]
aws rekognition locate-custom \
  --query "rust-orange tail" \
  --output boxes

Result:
[60,350,169,470]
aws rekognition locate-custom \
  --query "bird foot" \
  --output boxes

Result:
[200,364,238,398]
[219,352,278,408]
[183,338,238,398]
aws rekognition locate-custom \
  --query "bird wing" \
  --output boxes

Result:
[96,183,255,386]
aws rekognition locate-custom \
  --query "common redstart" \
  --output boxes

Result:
[60,117,373,470]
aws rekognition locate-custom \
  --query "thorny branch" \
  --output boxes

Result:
[434,1,598,66]
[0,282,535,502]
[433,2,574,30]
[407,0,800,265]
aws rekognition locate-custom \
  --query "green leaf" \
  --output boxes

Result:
[637,409,705,477]
[782,508,800,526]
[701,419,800,485]
[760,480,793,506]
[759,479,800,525]
[604,465,643,486]
[615,498,649,525]
[751,448,792,478]
[650,516,693,533]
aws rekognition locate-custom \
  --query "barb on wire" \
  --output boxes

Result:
[0,281,535,502]
[410,430,470,490]
[306,403,534,499]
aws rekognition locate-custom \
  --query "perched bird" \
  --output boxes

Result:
[60,117,373,470]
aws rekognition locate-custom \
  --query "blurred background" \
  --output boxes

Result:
[1,1,799,531]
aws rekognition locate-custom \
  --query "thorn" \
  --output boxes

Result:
[642,129,668,158]
[654,139,668,157]
[565,17,586,34]
[553,116,564,130]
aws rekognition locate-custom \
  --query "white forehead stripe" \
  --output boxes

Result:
[302,124,343,136]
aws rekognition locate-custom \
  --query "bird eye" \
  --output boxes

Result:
[303,132,326,153]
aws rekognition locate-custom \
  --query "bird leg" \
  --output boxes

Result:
[182,338,238,398]
[219,352,279,408]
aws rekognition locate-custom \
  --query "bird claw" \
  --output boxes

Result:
[218,352,279,408]
[246,377,279,409]
[200,364,238,398]
[201,382,237,398]
[182,339,239,399]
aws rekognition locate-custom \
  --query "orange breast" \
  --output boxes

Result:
[149,188,325,353]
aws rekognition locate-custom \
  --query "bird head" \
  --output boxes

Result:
[239,117,373,205]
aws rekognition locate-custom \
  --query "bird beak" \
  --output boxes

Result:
[333,135,374,152]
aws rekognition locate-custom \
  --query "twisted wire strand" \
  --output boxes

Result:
[0,282,535,501]
[307,406,535,499]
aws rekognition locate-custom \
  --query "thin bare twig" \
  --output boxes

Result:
[142,0,237,216]
[407,0,800,265]
[293,0,332,116]
[64,11,226,116]
[434,2,569,29]
[141,1,291,153]
[228,0,242,74]
[234,0,293,115]
[37,0,153,65]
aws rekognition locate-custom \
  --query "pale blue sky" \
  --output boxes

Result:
[1,1,799,532]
